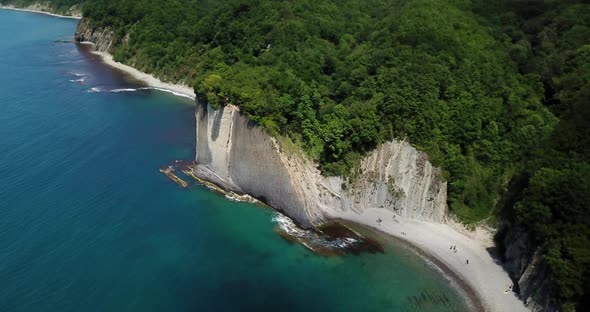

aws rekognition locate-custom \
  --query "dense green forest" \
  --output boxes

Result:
[475,1,590,310]
[2,0,588,310]
[80,0,557,225]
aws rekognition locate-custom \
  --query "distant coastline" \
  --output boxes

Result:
[2,5,194,100]
[0,5,81,19]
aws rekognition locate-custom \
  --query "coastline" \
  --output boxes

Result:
[340,220,484,312]
[86,41,527,312]
[7,6,528,312]
[79,42,196,100]
[329,208,529,312]
[0,5,81,19]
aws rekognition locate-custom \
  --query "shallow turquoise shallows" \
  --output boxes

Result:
[0,10,469,312]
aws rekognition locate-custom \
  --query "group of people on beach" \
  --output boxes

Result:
[450,245,469,264]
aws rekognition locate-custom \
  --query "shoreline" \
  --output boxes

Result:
[3,5,195,101]
[0,5,81,19]
[187,159,524,311]
[84,38,526,311]
[9,6,527,311]
[83,37,528,312]
[340,220,484,312]
[79,42,196,100]
[329,208,529,312]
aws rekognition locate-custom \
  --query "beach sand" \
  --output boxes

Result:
[79,44,196,100]
[0,5,81,19]
[330,207,529,312]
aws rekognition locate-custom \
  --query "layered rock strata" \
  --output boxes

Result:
[193,100,448,228]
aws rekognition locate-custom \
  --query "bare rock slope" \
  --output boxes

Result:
[193,100,448,228]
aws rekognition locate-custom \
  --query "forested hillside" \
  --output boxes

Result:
[79,0,557,226]
[475,1,590,310]
[2,0,588,310]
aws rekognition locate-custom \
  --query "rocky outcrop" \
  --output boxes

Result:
[193,100,448,228]
[74,18,114,52]
[500,226,555,312]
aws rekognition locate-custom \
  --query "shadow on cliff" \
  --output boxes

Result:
[210,105,224,141]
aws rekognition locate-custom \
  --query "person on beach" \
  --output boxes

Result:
[466,259,469,264]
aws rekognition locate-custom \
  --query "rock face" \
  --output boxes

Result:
[500,226,555,312]
[194,100,448,228]
[74,18,114,52]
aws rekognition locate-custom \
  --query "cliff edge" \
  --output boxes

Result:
[194,100,448,228]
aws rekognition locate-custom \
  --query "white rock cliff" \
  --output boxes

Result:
[193,100,448,228]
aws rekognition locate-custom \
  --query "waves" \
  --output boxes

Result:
[85,87,145,94]
[272,212,359,251]
[81,86,193,100]
[110,88,139,93]
[69,77,86,83]
[66,70,194,100]
[224,193,256,203]
[68,72,87,84]
[144,87,195,100]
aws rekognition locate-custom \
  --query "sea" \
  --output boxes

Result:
[0,9,469,312]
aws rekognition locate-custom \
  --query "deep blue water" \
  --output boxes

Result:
[0,10,469,312]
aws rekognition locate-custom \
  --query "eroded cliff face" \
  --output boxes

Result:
[194,100,448,228]
[74,18,114,52]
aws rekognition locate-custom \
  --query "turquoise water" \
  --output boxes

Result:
[0,10,469,312]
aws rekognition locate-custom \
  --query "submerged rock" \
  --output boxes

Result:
[273,213,383,257]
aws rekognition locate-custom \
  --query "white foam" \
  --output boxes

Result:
[142,87,195,100]
[104,87,193,100]
[86,87,101,93]
[224,194,256,203]
[272,212,358,250]
[69,77,86,83]
[110,88,138,93]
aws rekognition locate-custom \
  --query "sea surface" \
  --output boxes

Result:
[0,10,469,312]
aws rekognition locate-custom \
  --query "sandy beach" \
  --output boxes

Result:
[2,5,195,100]
[0,5,81,19]
[330,207,529,312]
[80,43,196,100]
